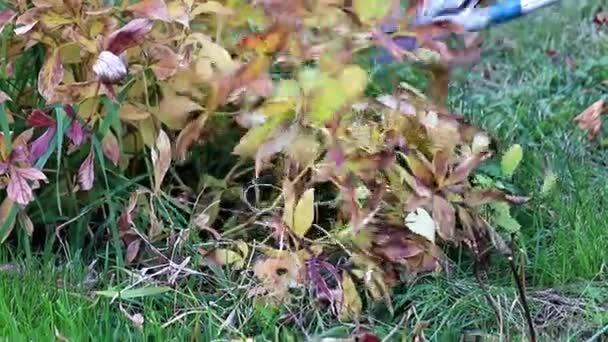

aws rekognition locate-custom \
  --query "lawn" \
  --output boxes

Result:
[1,1,607,341]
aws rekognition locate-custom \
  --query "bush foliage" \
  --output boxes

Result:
[0,0,528,321]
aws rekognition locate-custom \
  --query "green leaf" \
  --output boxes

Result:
[309,77,346,125]
[353,0,392,24]
[96,286,171,299]
[492,203,521,233]
[501,144,523,178]
[541,171,558,195]
[292,188,315,238]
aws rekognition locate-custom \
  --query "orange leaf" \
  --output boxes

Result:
[574,99,605,139]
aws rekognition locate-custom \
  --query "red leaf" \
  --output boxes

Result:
[7,166,48,205]
[102,131,120,166]
[27,109,56,128]
[126,0,170,22]
[67,119,88,147]
[0,9,16,33]
[78,149,95,191]
[29,127,56,163]
[432,196,455,241]
[37,49,64,103]
[104,18,154,55]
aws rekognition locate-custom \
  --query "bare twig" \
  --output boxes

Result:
[509,235,536,342]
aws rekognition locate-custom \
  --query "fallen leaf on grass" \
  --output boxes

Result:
[594,10,607,26]
[119,304,144,330]
[574,99,605,139]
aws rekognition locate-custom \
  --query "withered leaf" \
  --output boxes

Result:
[126,0,170,22]
[292,188,315,238]
[78,149,95,191]
[104,18,153,55]
[338,271,362,321]
[125,239,142,264]
[37,48,63,103]
[152,129,171,193]
[101,131,120,166]
[432,196,455,241]
[574,99,605,139]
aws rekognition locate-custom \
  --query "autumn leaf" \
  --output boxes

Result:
[104,18,153,55]
[148,44,180,80]
[432,196,455,241]
[78,149,95,191]
[292,188,315,238]
[155,86,202,129]
[7,166,48,205]
[126,0,170,22]
[125,239,142,264]
[102,131,120,166]
[0,9,16,34]
[353,0,392,24]
[119,103,152,121]
[37,48,63,103]
[0,198,15,243]
[405,208,436,244]
[152,129,171,193]
[574,99,605,140]
[338,271,362,321]
[93,51,128,84]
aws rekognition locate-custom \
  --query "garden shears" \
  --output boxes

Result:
[412,0,562,32]
[375,0,561,64]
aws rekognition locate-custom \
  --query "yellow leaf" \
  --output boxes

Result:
[186,33,237,73]
[59,43,82,64]
[119,103,151,121]
[339,272,362,321]
[155,86,202,129]
[137,117,158,147]
[309,77,346,125]
[353,0,392,24]
[292,188,315,238]
[338,65,368,100]
[1,198,15,243]
[214,249,244,269]
[191,1,234,16]
[40,11,73,29]
[282,179,296,230]
[152,129,171,193]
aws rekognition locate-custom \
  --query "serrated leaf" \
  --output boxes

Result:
[501,144,523,178]
[292,189,315,238]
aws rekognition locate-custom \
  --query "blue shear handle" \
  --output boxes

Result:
[489,0,560,24]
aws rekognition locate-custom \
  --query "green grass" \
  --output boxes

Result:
[1,1,608,341]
